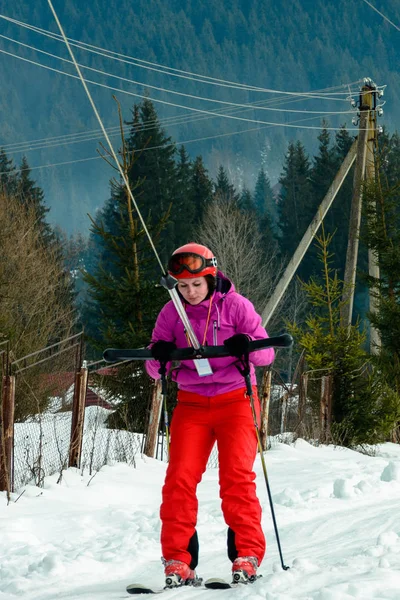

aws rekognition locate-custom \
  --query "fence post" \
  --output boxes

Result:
[144,380,163,458]
[298,371,308,438]
[68,364,88,468]
[259,369,272,451]
[280,392,289,434]
[0,375,15,495]
[320,374,333,443]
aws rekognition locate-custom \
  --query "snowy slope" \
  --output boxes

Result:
[1,439,400,599]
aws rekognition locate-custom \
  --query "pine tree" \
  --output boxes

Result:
[126,98,178,263]
[0,148,17,194]
[308,124,343,276]
[173,145,195,245]
[310,125,337,205]
[363,142,400,408]
[81,113,173,431]
[82,191,168,431]
[238,186,255,213]
[189,155,214,226]
[214,165,239,204]
[17,156,55,246]
[289,227,397,446]
[253,167,278,231]
[0,151,56,248]
[277,141,313,277]
[329,126,356,277]
[83,195,166,350]
[378,129,400,190]
[335,126,354,162]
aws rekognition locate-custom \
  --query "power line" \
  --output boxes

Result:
[1,82,355,155]
[1,78,350,153]
[0,13,359,100]
[0,34,355,117]
[360,0,400,32]
[0,47,363,132]
[1,77,352,154]
[1,111,356,176]
[0,101,344,155]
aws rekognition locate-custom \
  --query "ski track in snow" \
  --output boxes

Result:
[1,440,400,599]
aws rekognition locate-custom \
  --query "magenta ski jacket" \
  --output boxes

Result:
[145,272,275,395]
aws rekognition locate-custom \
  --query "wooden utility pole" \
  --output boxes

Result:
[366,102,381,352]
[259,78,384,336]
[340,79,381,352]
[340,106,369,328]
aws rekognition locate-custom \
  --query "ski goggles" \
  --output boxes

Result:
[167,252,217,275]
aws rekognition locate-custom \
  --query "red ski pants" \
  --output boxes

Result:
[160,386,265,568]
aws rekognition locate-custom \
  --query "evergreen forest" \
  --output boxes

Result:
[0,0,398,231]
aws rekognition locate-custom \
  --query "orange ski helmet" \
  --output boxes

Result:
[167,243,217,279]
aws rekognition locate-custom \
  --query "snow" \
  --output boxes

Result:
[1,438,400,599]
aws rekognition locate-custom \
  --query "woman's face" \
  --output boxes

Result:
[177,277,209,305]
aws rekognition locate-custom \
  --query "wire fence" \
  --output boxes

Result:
[0,341,11,493]
[7,339,399,494]
[7,354,327,493]
[82,362,221,470]
[80,406,144,473]
[266,368,329,443]
[11,334,82,490]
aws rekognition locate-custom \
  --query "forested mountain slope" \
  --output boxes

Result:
[0,0,398,233]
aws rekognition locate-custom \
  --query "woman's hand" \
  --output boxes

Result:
[151,340,177,361]
[223,333,251,358]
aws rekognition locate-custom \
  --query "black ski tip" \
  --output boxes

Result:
[126,583,163,594]
[204,578,232,590]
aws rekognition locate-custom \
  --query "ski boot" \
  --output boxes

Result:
[163,559,202,588]
[231,556,258,584]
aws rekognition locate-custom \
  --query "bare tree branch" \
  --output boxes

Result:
[197,198,282,314]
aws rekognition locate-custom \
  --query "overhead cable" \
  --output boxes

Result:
[360,0,400,32]
[1,84,355,155]
[0,13,360,100]
[0,47,364,132]
[0,34,355,116]
[0,110,357,176]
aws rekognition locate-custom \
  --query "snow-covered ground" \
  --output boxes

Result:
[1,438,400,599]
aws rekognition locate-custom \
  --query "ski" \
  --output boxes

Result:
[204,578,232,590]
[126,575,261,594]
[204,575,262,590]
[126,583,165,594]
[126,579,203,595]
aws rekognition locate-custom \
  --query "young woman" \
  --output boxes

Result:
[145,242,275,587]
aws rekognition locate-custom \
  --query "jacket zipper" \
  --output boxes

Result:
[213,320,218,345]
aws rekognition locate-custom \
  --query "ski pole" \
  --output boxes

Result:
[238,357,290,571]
[158,361,170,461]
